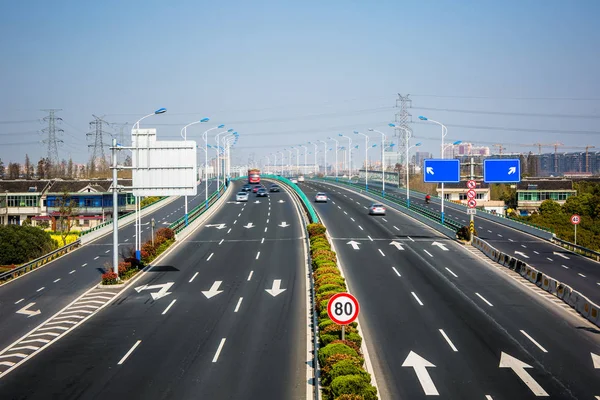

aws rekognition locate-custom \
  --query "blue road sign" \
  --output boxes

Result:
[423,159,460,183]
[484,159,521,183]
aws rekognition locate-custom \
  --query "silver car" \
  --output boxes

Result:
[236,192,249,202]
[368,203,386,215]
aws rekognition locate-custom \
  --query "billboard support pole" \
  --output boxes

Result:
[112,138,119,276]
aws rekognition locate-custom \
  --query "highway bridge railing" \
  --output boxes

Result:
[169,183,227,234]
[551,237,600,262]
[472,235,600,328]
[0,239,82,283]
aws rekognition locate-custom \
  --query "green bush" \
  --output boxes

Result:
[317,289,347,309]
[335,394,365,400]
[314,259,338,270]
[320,333,340,347]
[0,225,58,265]
[308,223,327,237]
[314,267,342,279]
[319,318,335,331]
[312,249,337,262]
[311,243,332,252]
[315,274,346,288]
[318,343,359,367]
[310,233,327,243]
[317,283,345,294]
[323,359,370,387]
[330,375,377,400]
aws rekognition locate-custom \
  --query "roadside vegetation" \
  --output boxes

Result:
[101,227,175,285]
[140,196,163,208]
[308,223,378,400]
[0,225,58,267]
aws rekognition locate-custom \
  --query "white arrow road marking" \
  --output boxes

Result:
[118,340,142,365]
[347,241,360,250]
[514,251,529,259]
[402,351,439,395]
[592,352,600,369]
[244,222,255,229]
[134,282,174,300]
[16,302,41,317]
[202,281,224,299]
[426,167,434,175]
[205,223,227,229]
[499,352,548,396]
[266,279,286,297]
[279,222,290,227]
[390,241,404,250]
[212,338,226,362]
[553,252,570,259]
[432,242,449,251]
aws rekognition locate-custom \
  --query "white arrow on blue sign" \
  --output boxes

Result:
[423,159,460,183]
[483,159,521,183]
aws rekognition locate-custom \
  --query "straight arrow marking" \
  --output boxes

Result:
[592,352,600,369]
[402,351,439,395]
[16,302,41,317]
[266,279,286,297]
[202,281,224,299]
[347,240,360,250]
[390,241,404,250]
[432,242,449,251]
[499,352,548,396]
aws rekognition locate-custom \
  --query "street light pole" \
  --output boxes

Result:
[291,147,300,176]
[300,145,308,176]
[419,116,448,225]
[339,134,352,180]
[328,137,339,181]
[308,142,318,175]
[215,128,234,188]
[354,131,369,190]
[317,140,327,176]
[181,118,209,226]
[203,124,225,207]
[369,128,387,196]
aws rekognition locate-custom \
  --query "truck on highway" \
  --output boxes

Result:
[248,168,261,184]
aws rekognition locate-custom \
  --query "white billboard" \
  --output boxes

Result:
[131,129,197,196]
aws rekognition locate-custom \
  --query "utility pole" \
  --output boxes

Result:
[41,109,64,176]
[88,115,110,174]
[394,94,412,171]
[460,157,483,244]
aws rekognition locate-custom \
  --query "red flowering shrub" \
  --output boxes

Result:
[101,271,118,285]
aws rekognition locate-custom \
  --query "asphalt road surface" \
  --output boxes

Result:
[304,180,600,400]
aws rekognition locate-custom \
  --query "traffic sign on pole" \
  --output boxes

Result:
[483,159,521,183]
[467,199,477,208]
[571,214,580,225]
[467,208,476,215]
[467,189,476,199]
[327,293,360,340]
[423,159,460,183]
[467,180,476,189]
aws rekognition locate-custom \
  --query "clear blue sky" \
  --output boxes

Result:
[1,0,599,167]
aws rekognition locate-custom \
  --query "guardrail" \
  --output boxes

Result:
[80,196,170,237]
[472,235,600,328]
[0,239,82,283]
[551,237,600,262]
[169,184,227,234]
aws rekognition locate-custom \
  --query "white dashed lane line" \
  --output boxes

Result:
[207,253,214,261]
[234,297,243,313]
[423,250,434,257]
[36,287,45,292]
[162,299,177,315]
[212,338,227,363]
[378,249,385,257]
[475,293,494,307]
[247,271,254,281]
[81,263,87,267]
[411,292,424,306]
[520,330,548,353]
[15,299,24,304]
[53,278,61,283]
[189,272,199,283]
[94,256,99,260]
[358,226,363,231]
[578,273,586,278]
[439,329,458,352]
[118,340,142,365]
[445,268,458,278]
[392,267,401,277]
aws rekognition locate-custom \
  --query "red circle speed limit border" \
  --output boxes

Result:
[327,293,360,325]
[571,214,581,225]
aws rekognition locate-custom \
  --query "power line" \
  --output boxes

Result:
[413,121,600,136]
[0,120,40,124]
[412,106,600,119]
[412,94,600,101]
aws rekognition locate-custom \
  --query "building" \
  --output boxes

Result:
[516,179,576,215]
[443,143,490,159]
[0,180,52,225]
[415,151,431,167]
[434,181,506,215]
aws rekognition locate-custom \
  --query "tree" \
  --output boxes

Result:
[539,199,562,216]
[24,154,33,179]
[67,158,74,179]
[8,162,21,179]
[527,152,538,177]
[55,190,79,246]
[43,158,52,179]
[0,158,5,179]
[0,225,58,264]
[36,158,45,179]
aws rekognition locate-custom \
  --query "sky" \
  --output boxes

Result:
[1,0,599,169]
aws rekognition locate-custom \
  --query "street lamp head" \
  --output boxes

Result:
[452,140,462,145]
[154,108,167,115]
[353,131,359,134]
[338,133,343,137]
[415,142,423,147]
[200,118,210,123]
[368,128,374,132]
[418,116,428,121]
[227,129,233,132]
[371,144,377,148]
[218,124,225,129]
[390,143,396,148]
[388,123,396,127]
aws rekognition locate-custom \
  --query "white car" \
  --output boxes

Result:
[236,192,249,202]
[315,192,328,202]
[291,178,298,184]
[298,176,305,182]
[368,203,386,215]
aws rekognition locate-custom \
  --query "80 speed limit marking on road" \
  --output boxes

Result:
[327,293,360,325]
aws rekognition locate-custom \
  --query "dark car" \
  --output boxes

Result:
[252,185,263,193]
[242,184,252,192]
[269,184,281,192]
[256,188,268,197]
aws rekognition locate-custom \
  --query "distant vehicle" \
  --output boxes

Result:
[256,188,268,197]
[291,178,298,184]
[368,203,386,215]
[315,192,328,202]
[252,185,263,193]
[269,184,281,192]
[298,176,305,182]
[248,168,261,184]
[236,192,249,202]
[242,184,252,192]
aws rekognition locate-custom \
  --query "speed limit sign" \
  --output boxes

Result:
[571,214,580,225]
[327,293,360,325]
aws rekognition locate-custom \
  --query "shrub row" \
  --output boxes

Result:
[308,223,377,400]
[101,228,175,285]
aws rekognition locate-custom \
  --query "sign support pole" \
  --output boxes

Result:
[112,138,119,276]
[469,157,474,244]
[342,325,345,341]
[574,223,577,246]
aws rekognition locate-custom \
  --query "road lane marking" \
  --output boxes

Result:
[533,251,539,254]
[411,292,424,306]
[475,293,493,307]
[358,226,363,231]
[487,230,492,233]
[378,249,385,257]
[105,250,110,253]
[486,396,494,400]
[234,297,243,312]
[363,206,368,209]
[227,228,231,234]
[508,238,514,242]
[368,236,373,241]
[343,211,348,215]
[561,265,569,269]
[392,267,401,277]
[423,250,433,257]
[393,226,400,230]
[261,238,265,244]
[81,263,87,267]
[247,271,254,281]
[162,299,176,315]
[445,268,458,278]
[256,251,260,260]
[94,256,99,260]
[189,272,199,283]
[408,236,414,242]
[212,338,226,362]
[498,234,503,237]
[53,279,61,283]
[439,329,458,352]
[118,340,142,365]
[36,287,45,292]
[69,270,75,274]
[578,273,586,278]
[266,219,269,223]
[350,217,355,222]
[233,220,237,224]
[265,227,268,232]
[219,239,224,245]
[521,245,527,248]
[207,253,214,261]
[15,299,24,304]
[382,218,388,222]
[520,330,548,353]
[238,213,241,217]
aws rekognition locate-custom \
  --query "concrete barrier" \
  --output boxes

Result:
[588,304,600,325]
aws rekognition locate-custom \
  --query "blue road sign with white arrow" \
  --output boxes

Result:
[483,159,521,183]
[423,159,460,183]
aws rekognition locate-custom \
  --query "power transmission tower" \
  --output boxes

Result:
[87,115,110,170]
[393,94,412,167]
[41,109,64,175]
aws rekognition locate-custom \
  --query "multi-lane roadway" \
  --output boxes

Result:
[0,181,217,364]
[0,180,309,399]
[304,180,600,399]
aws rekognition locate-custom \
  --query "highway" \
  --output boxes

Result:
[304,180,600,399]
[0,181,217,362]
[342,179,600,305]
[0,179,308,399]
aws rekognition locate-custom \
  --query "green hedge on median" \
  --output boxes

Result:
[307,222,377,400]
